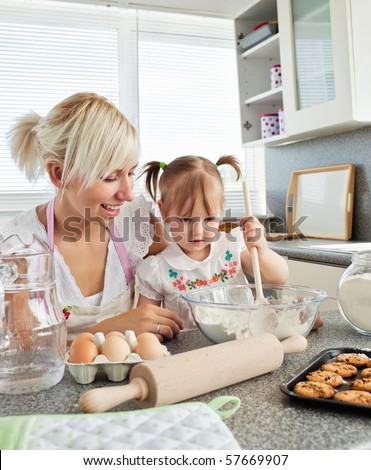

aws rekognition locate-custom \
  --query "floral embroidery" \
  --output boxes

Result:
[62,305,73,320]
[185,278,208,290]
[172,277,186,291]
[169,251,238,292]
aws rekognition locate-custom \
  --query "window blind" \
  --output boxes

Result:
[136,9,266,218]
[0,0,267,220]
[0,0,134,218]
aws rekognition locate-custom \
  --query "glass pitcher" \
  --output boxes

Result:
[0,234,67,394]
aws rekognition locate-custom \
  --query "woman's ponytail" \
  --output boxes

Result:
[7,111,42,181]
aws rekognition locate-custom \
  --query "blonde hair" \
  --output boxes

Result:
[140,155,242,215]
[7,92,138,189]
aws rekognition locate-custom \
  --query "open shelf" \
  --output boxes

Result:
[243,133,288,147]
[241,33,280,60]
[244,86,282,105]
[235,0,282,147]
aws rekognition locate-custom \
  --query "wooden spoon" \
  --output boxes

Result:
[242,180,270,305]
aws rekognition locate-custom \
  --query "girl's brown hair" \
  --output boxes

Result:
[140,155,241,215]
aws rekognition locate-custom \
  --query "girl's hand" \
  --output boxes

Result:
[89,304,184,342]
[240,216,289,285]
[240,216,267,253]
[312,313,324,330]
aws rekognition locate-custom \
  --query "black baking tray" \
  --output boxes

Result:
[280,348,371,413]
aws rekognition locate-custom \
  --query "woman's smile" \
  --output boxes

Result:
[100,203,123,217]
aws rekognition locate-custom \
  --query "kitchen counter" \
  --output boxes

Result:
[268,238,354,266]
[1,311,371,450]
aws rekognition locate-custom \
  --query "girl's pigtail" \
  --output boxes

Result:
[216,155,242,181]
[7,111,42,181]
[139,161,162,202]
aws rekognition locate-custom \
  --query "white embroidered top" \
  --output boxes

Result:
[136,227,249,330]
[1,195,152,309]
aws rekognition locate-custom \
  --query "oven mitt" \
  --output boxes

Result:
[0,396,241,450]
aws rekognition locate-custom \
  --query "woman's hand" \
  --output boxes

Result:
[240,216,267,254]
[89,304,183,342]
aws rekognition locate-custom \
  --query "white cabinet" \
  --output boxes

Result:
[235,0,371,147]
[234,0,283,146]
[278,0,371,138]
[286,258,346,311]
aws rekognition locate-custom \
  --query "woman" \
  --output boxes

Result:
[2,92,183,342]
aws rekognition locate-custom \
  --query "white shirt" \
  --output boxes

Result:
[1,195,152,309]
[136,228,248,330]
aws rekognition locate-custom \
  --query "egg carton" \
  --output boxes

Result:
[66,352,145,385]
[66,330,170,384]
[66,347,171,384]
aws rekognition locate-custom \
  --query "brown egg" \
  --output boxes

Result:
[68,340,99,364]
[135,333,164,360]
[105,331,126,340]
[136,332,158,343]
[101,336,131,362]
[70,332,95,349]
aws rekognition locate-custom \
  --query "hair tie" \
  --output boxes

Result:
[215,164,218,169]
[159,162,167,169]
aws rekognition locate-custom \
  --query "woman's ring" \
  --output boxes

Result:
[156,324,161,334]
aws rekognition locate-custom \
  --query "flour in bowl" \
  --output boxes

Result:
[274,308,312,339]
[194,301,313,343]
[195,306,249,343]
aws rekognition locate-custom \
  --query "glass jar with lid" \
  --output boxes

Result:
[338,251,371,335]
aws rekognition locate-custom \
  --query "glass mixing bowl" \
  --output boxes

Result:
[182,284,327,343]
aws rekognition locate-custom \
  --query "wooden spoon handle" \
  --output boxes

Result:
[242,180,265,301]
[242,180,253,217]
[250,246,265,299]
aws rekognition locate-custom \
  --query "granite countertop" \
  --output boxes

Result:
[268,238,354,266]
[1,311,371,450]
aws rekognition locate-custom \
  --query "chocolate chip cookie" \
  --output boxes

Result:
[321,361,357,377]
[334,390,371,406]
[294,381,335,399]
[361,367,371,379]
[306,370,343,388]
[349,378,371,392]
[336,353,369,367]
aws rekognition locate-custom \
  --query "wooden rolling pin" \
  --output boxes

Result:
[79,333,307,413]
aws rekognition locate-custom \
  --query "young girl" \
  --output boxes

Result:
[2,92,183,342]
[136,155,289,330]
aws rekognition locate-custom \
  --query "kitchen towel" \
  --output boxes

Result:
[0,396,241,450]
